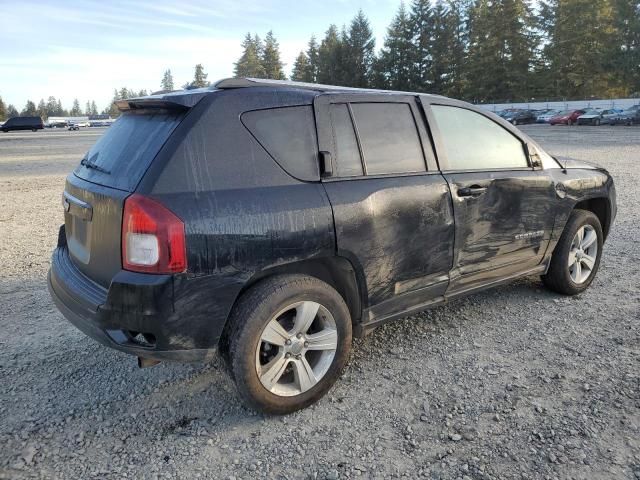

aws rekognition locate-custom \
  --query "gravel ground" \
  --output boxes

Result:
[0,125,638,480]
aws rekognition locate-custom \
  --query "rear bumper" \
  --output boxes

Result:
[48,244,218,363]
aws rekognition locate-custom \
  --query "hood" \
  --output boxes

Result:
[555,156,603,170]
[579,114,599,119]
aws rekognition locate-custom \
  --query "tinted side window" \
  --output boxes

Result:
[329,104,363,177]
[242,105,319,181]
[350,103,425,175]
[431,105,528,170]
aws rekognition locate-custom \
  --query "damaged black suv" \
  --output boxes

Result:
[49,78,616,413]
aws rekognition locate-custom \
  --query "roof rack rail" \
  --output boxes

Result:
[214,77,393,93]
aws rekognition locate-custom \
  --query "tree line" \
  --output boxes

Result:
[2,0,637,122]
[241,0,640,103]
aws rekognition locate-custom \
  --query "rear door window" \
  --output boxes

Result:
[74,111,184,192]
[329,104,363,177]
[350,103,426,175]
[242,105,319,181]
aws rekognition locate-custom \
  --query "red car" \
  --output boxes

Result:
[549,109,585,126]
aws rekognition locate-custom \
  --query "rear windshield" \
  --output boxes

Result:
[74,110,184,191]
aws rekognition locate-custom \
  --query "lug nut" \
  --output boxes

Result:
[285,353,291,359]
[304,342,309,348]
[285,339,292,346]
[296,333,303,339]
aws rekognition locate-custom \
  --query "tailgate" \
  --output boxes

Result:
[63,174,129,288]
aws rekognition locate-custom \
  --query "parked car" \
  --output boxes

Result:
[48,121,68,129]
[68,123,80,131]
[48,78,617,413]
[611,105,640,125]
[536,110,560,123]
[577,109,624,126]
[1,116,44,132]
[549,109,586,126]
[502,109,537,125]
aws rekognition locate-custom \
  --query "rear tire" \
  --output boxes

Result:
[226,274,352,414]
[542,209,603,295]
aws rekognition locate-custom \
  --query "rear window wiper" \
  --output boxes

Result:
[80,156,111,174]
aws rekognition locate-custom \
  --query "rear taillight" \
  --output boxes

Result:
[122,194,186,274]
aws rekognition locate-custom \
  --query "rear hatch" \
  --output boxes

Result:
[64,108,186,287]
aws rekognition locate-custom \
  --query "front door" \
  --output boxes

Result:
[315,94,455,324]
[424,101,557,294]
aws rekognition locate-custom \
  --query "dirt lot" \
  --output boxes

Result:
[0,126,638,480]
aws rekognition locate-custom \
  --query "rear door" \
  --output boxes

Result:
[422,100,557,295]
[64,110,185,287]
[315,94,454,324]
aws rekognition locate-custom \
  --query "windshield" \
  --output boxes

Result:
[74,111,185,192]
[583,110,600,115]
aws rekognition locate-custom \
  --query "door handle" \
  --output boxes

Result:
[458,186,487,198]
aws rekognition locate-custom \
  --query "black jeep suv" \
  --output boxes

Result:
[49,78,616,413]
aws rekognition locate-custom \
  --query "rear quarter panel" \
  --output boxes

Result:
[140,89,336,344]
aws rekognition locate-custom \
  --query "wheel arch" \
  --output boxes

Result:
[573,197,612,240]
[219,256,366,355]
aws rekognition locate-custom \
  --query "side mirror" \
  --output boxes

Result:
[319,151,333,177]
[528,144,542,169]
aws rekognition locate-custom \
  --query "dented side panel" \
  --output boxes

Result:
[323,175,455,316]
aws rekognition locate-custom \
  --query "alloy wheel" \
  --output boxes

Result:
[568,225,598,284]
[255,301,338,397]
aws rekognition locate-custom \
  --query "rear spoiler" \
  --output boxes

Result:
[116,87,216,112]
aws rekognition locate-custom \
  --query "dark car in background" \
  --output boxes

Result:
[550,109,586,126]
[611,105,640,125]
[48,79,617,413]
[1,116,44,132]
[502,109,537,125]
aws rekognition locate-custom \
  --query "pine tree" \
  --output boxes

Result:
[291,51,311,81]
[21,100,37,116]
[262,31,287,79]
[6,104,18,118]
[609,0,640,97]
[90,100,98,115]
[85,101,91,116]
[234,33,267,78]
[410,0,435,90]
[189,64,209,88]
[137,89,148,97]
[37,99,48,120]
[70,99,82,116]
[0,96,6,121]
[466,0,536,102]
[305,36,320,82]
[161,69,175,91]
[541,0,618,100]
[56,99,67,116]
[46,96,59,116]
[375,3,415,90]
[444,0,471,99]
[107,89,121,118]
[317,25,343,84]
[427,0,471,97]
[343,10,375,87]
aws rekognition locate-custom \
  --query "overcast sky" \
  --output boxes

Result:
[1,0,400,111]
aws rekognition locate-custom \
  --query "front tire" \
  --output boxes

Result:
[226,274,352,414]
[542,209,603,295]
